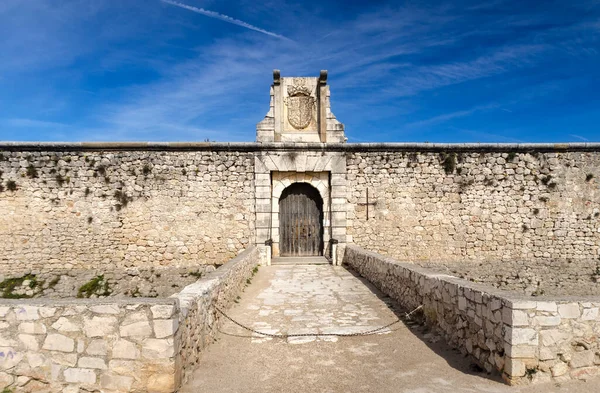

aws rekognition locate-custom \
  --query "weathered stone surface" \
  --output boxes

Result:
[83,316,117,337]
[52,317,80,332]
[100,373,134,390]
[78,356,107,370]
[112,339,140,360]
[142,338,174,359]
[153,319,178,339]
[43,334,75,352]
[120,321,152,338]
[558,304,580,319]
[63,367,96,384]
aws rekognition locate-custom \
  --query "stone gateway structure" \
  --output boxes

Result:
[0,70,600,391]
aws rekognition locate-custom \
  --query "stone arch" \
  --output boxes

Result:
[271,172,330,257]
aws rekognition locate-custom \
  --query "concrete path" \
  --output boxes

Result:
[180,265,600,393]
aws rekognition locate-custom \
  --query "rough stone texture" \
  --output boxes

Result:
[0,266,215,299]
[0,150,255,275]
[174,246,260,387]
[346,151,600,264]
[417,259,600,297]
[343,245,600,385]
[0,246,260,392]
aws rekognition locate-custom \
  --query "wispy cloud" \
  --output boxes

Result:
[405,104,498,128]
[4,118,70,128]
[160,0,293,41]
[569,134,590,142]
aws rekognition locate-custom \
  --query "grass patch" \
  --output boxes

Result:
[0,274,39,299]
[6,180,17,191]
[26,164,38,178]
[77,275,111,298]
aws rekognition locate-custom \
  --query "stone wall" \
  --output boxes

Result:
[346,149,600,263]
[0,246,260,392]
[174,246,260,386]
[0,297,179,392]
[343,245,600,384]
[418,260,600,297]
[0,148,255,275]
[0,266,216,299]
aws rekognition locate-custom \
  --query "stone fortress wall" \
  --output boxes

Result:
[346,146,600,265]
[0,146,256,277]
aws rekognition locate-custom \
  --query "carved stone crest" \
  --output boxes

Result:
[284,78,315,129]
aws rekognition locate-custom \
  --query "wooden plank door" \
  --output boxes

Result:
[279,183,323,256]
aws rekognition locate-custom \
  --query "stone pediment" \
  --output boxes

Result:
[256,70,346,143]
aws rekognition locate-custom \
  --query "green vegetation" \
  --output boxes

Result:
[507,152,517,162]
[26,164,38,178]
[6,180,17,191]
[440,152,457,174]
[77,275,111,298]
[142,164,152,176]
[0,274,39,299]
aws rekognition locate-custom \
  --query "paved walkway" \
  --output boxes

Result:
[180,265,600,393]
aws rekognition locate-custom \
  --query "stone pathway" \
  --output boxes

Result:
[180,265,600,393]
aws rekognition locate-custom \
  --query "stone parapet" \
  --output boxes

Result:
[0,246,260,392]
[343,245,600,385]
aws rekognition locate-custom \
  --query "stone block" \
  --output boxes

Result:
[18,334,39,351]
[89,304,121,314]
[558,303,580,319]
[43,334,75,352]
[84,316,117,338]
[109,360,137,376]
[64,368,96,384]
[536,302,557,312]
[504,357,526,377]
[142,338,174,359]
[505,344,536,358]
[533,315,561,327]
[582,308,598,321]
[570,350,595,369]
[86,339,108,356]
[52,317,80,332]
[100,374,134,390]
[15,306,39,321]
[507,328,538,346]
[78,356,107,370]
[552,361,569,376]
[120,321,152,338]
[146,373,175,393]
[18,322,46,335]
[113,340,140,360]
[153,319,178,339]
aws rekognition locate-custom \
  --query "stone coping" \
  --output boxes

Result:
[0,296,177,306]
[1,141,600,152]
[348,246,600,303]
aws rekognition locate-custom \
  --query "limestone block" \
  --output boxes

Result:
[581,308,598,321]
[27,352,45,369]
[533,315,561,327]
[537,302,557,312]
[15,306,39,321]
[83,316,117,338]
[120,321,152,338]
[100,374,134,390]
[86,339,108,356]
[504,357,526,377]
[64,367,96,384]
[0,348,23,370]
[146,373,175,393]
[540,329,571,347]
[112,340,140,360]
[89,304,121,314]
[570,350,595,369]
[78,356,108,370]
[558,304,580,319]
[507,328,538,346]
[142,338,174,359]
[52,317,80,332]
[43,334,75,352]
[153,319,178,339]
[108,360,137,376]
[18,322,46,335]
[18,334,39,351]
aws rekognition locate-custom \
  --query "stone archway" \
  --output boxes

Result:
[279,183,324,256]
[271,172,330,257]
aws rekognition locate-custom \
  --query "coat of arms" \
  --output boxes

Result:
[284,79,315,129]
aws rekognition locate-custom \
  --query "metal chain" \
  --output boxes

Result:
[214,304,423,339]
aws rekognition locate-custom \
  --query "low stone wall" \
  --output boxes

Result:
[418,260,600,297]
[0,266,216,299]
[174,246,260,386]
[0,246,260,392]
[343,245,600,384]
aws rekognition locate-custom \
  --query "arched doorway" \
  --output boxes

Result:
[279,183,324,256]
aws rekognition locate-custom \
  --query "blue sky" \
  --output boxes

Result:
[0,0,599,143]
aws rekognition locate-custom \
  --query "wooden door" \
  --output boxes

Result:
[279,183,323,256]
